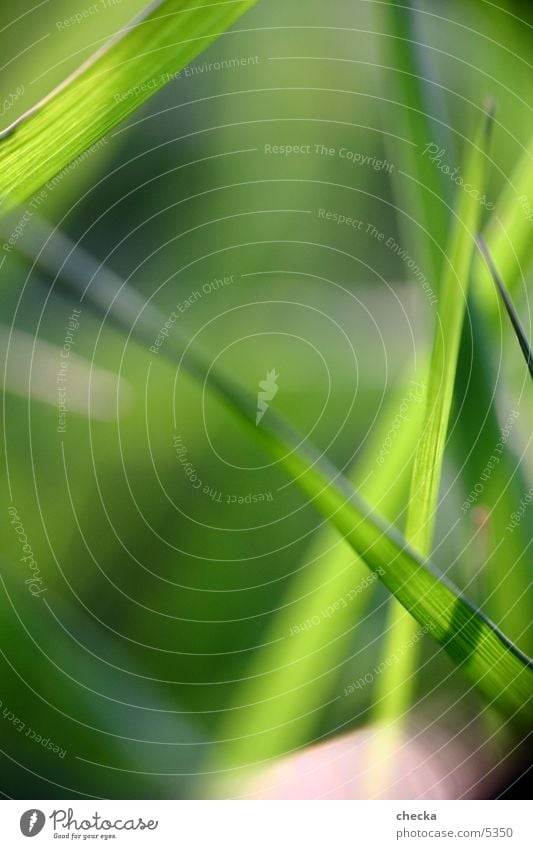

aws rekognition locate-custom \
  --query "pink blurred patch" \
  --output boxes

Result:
[224,725,505,800]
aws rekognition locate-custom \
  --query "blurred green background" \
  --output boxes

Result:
[1,0,532,799]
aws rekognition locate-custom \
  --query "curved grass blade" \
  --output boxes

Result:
[212,380,425,772]
[8,213,533,728]
[454,303,533,653]
[476,236,533,380]
[462,134,533,650]
[0,0,258,213]
[472,134,533,316]
[366,110,495,793]
[374,2,533,730]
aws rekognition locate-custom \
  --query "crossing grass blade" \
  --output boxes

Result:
[212,380,425,772]
[0,0,258,213]
[462,134,533,649]
[10,214,533,728]
[476,236,533,379]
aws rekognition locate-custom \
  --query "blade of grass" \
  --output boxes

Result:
[8,213,533,728]
[476,236,533,379]
[404,108,495,553]
[366,108,496,795]
[0,0,258,213]
[361,7,467,794]
[372,15,533,644]
[459,133,533,653]
[372,0,451,283]
[211,378,425,774]
[472,134,533,316]
[453,302,533,654]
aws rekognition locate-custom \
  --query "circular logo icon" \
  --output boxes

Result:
[20,810,46,837]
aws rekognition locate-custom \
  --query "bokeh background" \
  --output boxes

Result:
[1,0,532,799]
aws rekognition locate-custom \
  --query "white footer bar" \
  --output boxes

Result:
[0,800,530,848]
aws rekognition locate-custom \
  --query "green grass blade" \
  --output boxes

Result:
[453,304,533,653]
[373,6,533,740]
[11,214,533,728]
[476,236,533,379]
[370,108,495,752]
[461,134,533,652]
[372,0,451,283]
[0,0,258,213]
[472,134,533,315]
[212,379,425,772]
[405,108,495,555]
[0,563,204,794]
